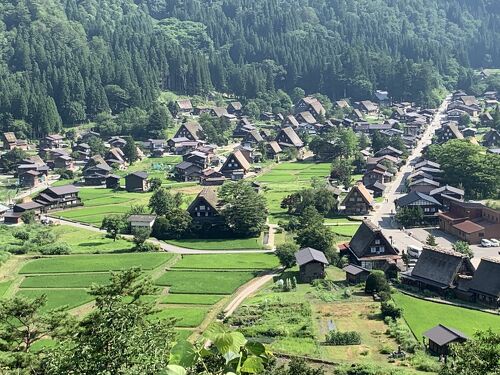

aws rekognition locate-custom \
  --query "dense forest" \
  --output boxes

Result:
[0,0,499,136]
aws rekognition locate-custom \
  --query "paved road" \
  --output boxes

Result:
[368,96,451,252]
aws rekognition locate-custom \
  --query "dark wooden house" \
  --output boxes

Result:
[341,182,374,215]
[295,247,329,282]
[423,325,467,356]
[187,187,223,224]
[339,219,401,272]
[33,185,82,211]
[468,258,500,308]
[395,191,442,223]
[275,127,304,149]
[125,171,149,192]
[220,150,251,179]
[173,161,203,182]
[343,264,370,284]
[173,123,204,141]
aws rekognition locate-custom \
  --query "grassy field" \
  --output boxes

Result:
[19,253,172,274]
[155,270,256,294]
[0,280,13,297]
[393,292,500,338]
[115,155,182,180]
[52,225,134,253]
[153,306,210,327]
[329,224,361,237]
[256,161,331,223]
[17,289,94,312]
[57,185,200,226]
[20,273,111,289]
[172,253,279,270]
[166,236,263,250]
[159,293,224,305]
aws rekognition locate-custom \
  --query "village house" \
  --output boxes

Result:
[3,201,45,224]
[408,178,440,194]
[282,115,300,129]
[53,154,75,171]
[33,185,82,211]
[342,182,374,215]
[343,264,370,284]
[227,101,242,116]
[467,258,500,308]
[233,118,255,137]
[105,148,127,167]
[437,201,500,244]
[335,99,350,109]
[295,111,317,125]
[219,149,251,180]
[480,112,494,126]
[175,99,193,115]
[83,162,112,186]
[108,136,127,149]
[210,107,229,118]
[147,139,168,157]
[167,137,201,155]
[200,168,225,186]
[429,185,464,207]
[73,143,91,161]
[374,90,390,105]
[173,161,203,182]
[2,132,28,150]
[366,181,386,198]
[357,100,378,115]
[400,247,474,295]
[374,146,403,159]
[294,97,326,119]
[19,170,42,188]
[362,165,393,187]
[482,129,500,148]
[462,128,477,138]
[423,325,468,356]
[105,174,121,189]
[41,134,65,149]
[125,171,149,192]
[339,220,401,273]
[173,123,204,141]
[436,122,464,143]
[265,141,282,160]
[187,187,223,224]
[183,150,213,169]
[395,191,442,223]
[127,214,157,230]
[295,247,329,282]
[242,129,264,148]
[275,127,304,149]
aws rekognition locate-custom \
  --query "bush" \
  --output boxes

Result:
[275,242,299,268]
[12,229,30,242]
[135,241,160,252]
[39,242,71,255]
[325,330,361,345]
[365,270,389,294]
[386,318,418,353]
[380,300,402,319]
[411,351,441,372]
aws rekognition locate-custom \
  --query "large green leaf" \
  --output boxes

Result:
[203,322,229,340]
[214,331,247,355]
[164,364,187,375]
[169,340,197,368]
[245,341,265,356]
[240,356,264,374]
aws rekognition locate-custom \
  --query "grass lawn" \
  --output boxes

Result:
[329,224,361,237]
[256,161,331,223]
[19,253,172,274]
[20,273,111,289]
[0,280,13,297]
[154,306,209,327]
[16,289,93,311]
[159,293,224,305]
[175,329,194,342]
[155,270,256,294]
[166,236,263,250]
[393,292,500,338]
[115,155,182,180]
[52,225,134,253]
[172,253,279,270]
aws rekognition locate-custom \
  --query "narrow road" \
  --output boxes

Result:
[369,95,451,251]
[48,216,275,255]
[223,271,279,318]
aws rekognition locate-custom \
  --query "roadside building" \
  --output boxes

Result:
[295,247,329,282]
[125,171,149,192]
[342,182,374,215]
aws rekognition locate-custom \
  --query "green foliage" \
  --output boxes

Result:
[219,181,268,237]
[0,148,28,173]
[281,187,337,217]
[426,234,437,247]
[39,242,71,255]
[310,128,358,161]
[427,140,500,199]
[364,271,389,294]
[330,158,353,188]
[452,241,473,259]
[122,136,138,164]
[148,188,183,217]
[380,300,402,319]
[275,242,299,268]
[385,318,419,354]
[440,329,500,375]
[324,330,361,345]
[149,177,162,191]
[152,210,192,240]
[100,215,126,241]
[131,227,151,250]
[20,210,36,225]
[395,206,424,227]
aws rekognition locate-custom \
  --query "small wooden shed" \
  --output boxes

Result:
[423,324,467,356]
[295,247,329,283]
[343,264,370,284]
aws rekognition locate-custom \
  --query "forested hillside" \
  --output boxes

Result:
[0,0,498,136]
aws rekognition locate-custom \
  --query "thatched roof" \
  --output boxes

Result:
[348,219,397,259]
[295,247,329,266]
[468,258,500,299]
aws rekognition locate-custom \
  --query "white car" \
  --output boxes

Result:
[489,239,500,247]
[481,239,493,247]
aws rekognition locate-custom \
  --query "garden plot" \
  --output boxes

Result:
[17,289,94,312]
[166,236,263,250]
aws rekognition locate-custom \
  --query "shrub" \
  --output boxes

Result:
[381,300,402,319]
[379,344,392,354]
[411,351,441,372]
[365,270,389,294]
[325,330,361,345]
[275,242,299,268]
[12,229,30,242]
[386,319,418,353]
[39,242,71,255]
[135,241,160,252]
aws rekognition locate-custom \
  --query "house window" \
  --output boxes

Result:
[374,239,380,245]
[199,205,205,210]
[370,246,377,253]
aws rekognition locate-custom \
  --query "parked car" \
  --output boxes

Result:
[407,245,423,258]
[481,239,493,247]
[489,239,500,247]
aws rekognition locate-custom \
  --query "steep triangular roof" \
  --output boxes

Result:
[468,258,500,299]
[221,149,251,172]
[342,182,374,207]
[348,219,397,259]
[276,127,303,147]
[295,247,329,266]
[187,187,220,213]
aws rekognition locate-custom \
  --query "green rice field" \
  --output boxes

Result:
[153,306,210,327]
[159,293,224,305]
[172,253,279,270]
[17,289,94,312]
[19,253,172,274]
[155,270,256,294]
[166,236,263,250]
[20,273,111,288]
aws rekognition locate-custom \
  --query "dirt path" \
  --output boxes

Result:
[223,271,279,318]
